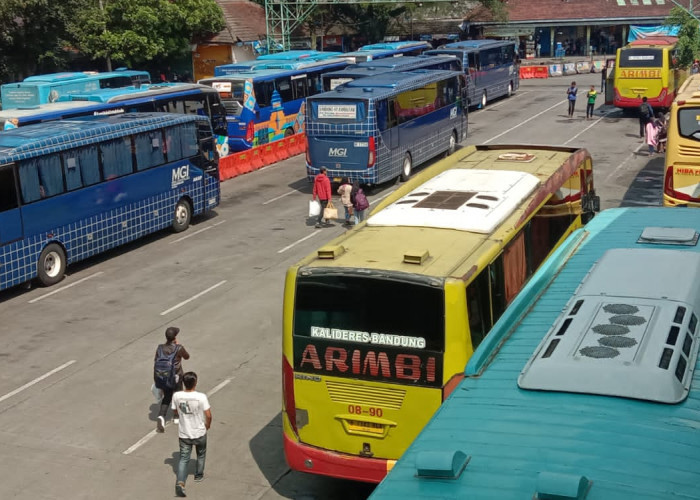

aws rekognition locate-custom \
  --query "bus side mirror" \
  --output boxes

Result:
[582,193,600,213]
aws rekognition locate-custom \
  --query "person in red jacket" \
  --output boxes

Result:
[312,167,332,228]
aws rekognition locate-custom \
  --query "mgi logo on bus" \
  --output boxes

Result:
[328,148,347,158]
[171,164,190,189]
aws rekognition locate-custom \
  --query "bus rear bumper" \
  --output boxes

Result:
[283,432,393,484]
[614,89,670,109]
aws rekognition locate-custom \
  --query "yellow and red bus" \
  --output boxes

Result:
[281,144,600,483]
[663,73,700,206]
[613,37,681,110]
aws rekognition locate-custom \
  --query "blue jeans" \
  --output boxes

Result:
[177,434,207,484]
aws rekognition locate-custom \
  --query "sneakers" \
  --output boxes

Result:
[176,482,187,497]
[315,223,322,228]
[156,416,165,433]
[194,475,204,482]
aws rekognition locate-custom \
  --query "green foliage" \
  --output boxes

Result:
[67,0,226,68]
[665,6,700,69]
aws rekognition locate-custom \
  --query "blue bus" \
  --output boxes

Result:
[370,206,700,500]
[199,57,350,151]
[321,54,462,91]
[426,39,518,108]
[342,41,432,63]
[1,69,151,109]
[0,113,219,291]
[305,69,467,185]
[0,84,229,156]
[214,50,345,76]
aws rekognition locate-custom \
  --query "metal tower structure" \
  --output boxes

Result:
[265,0,452,51]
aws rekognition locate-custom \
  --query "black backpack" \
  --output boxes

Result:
[154,345,180,389]
[641,103,652,120]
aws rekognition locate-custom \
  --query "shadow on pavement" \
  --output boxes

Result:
[620,156,664,207]
[249,412,376,500]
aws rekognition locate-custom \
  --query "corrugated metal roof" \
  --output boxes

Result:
[369,207,700,500]
[206,0,269,44]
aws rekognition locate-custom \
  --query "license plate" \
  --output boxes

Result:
[346,419,384,435]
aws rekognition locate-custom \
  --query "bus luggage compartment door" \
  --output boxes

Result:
[308,136,369,175]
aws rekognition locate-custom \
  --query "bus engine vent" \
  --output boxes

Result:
[637,226,699,246]
[518,248,700,404]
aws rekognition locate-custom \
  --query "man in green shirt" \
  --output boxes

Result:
[586,85,597,120]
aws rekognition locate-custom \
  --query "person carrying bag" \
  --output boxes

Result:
[323,200,338,221]
[312,167,332,228]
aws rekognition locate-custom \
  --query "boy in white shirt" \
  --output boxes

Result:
[172,372,212,497]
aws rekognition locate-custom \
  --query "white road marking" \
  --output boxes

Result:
[481,91,531,110]
[564,113,609,145]
[0,360,76,404]
[483,100,566,144]
[263,190,297,205]
[604,142,646,184]
[122,378,232,455]
[277,230,322,254]
[28,272,104,304]
[159,280,227,316]
[170,220,226,244]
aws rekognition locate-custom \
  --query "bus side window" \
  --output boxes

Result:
[466,271,490,349]
[468,52,478,72]
[101,137,133,179]
[388,98,398,128]
[134,132,165,171]
[376,99,388,131]
[0,165,19,212]
[489,256,507,325]
[18,155,63,202]
[307,73,322,96]
[254,81,272,108]
[292,76,307,100]
[182,96,206,116]
[275,77,294,102]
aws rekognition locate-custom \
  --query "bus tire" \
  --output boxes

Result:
[37,243,66,287]
[172,198,192,233]
[480,91,487,109]
[507,82,513,97]
[400,153,413,182]
[284,127,294,137]
[446,131,457,156]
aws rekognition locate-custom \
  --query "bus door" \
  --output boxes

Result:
[0,164,23,244]
[383,98,399,150]
[467,52,479,105]
[604,58,615,105]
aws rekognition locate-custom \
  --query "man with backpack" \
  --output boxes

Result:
[639,97,653,139]
[154,326,190,433]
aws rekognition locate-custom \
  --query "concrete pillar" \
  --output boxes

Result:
[622,25,628,47]
[551,26,555,57]
[586,26,591,56]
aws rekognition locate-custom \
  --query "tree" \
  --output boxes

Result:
[666,6,700,69]
[67,0,225,70]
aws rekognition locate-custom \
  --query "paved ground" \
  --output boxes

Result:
[0,72,662,500]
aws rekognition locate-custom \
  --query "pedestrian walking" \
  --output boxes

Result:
[172,371,212,497]
[566,81,577,118]
[351,181,370,225]
[154,326,190,433]
[692,60,700,75]
[655,112,668,153]
[312,166,332,228]
[645,119,658,156]
[337,177,354,227]
[586,85,598,120]
[639,96,653,139]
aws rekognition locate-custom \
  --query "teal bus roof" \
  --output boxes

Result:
[66,83,207,103]
[21,69,149,84]
[370,207,700,500]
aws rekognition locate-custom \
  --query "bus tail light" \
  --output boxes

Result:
[664,166,693,202]
[282,356,298,436]
[442,373,464,401]
[245,120,254,143]
[368,135,376,168]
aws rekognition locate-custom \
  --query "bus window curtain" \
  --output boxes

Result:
[503,232,527,303]
[181,122,198,158]
[530,217,551,271]
[37,155,63,197]
[78,145,100,186]
[18,159,41,203]
[165,126,184,161]
[63,153,83,191]
[134,132,165,171]
[101,138,133,179]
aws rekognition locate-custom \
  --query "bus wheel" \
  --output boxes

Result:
[172,199,192,233]
[446,131,457,156]
[480,91,487,109]
[400,153,413,182]
[37,243,66,287]
[507,82,513,97]
[284,127,294,137]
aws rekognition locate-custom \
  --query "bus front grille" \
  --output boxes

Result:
[325,380,406,409]
[679,144,700,157]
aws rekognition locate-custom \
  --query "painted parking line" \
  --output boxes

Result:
[564,113,609,145]
[277,230,322,254]
[122,378,232,455]
[481,90,531,110]
[170,220,227,244]
[483,100,566,144]
[28,272,104,304]
[159,280,227,316]
[0,360,77,404]
[263,190,297,205]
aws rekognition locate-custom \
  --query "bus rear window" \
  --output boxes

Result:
[310,99,366,123]
[619,48,663,68]
[210,80,246,116]
[293,272,444,386]
[678,108,700,140]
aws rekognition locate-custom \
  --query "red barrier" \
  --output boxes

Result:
[533,66,549,78]
[220,133,311,182]
[233,151,250,176]
[520,65,549,79]
[219,154,237,181]
[276,138,290,162]
[249,147,264,171]
[286,135,299,156]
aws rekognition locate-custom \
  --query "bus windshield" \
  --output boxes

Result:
[619,48,663,68]
[309,99,367,123]
[210,80,246,116]
[677,108,700,140]
[293,270,445,386]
